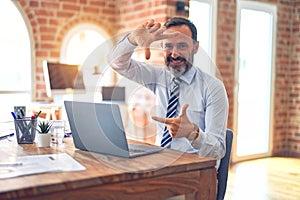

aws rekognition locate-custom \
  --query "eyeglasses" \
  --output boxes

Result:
[163,42,189,51]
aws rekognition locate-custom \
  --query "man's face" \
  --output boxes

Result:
[163,25,199,77]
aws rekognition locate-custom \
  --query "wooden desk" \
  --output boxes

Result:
[0,138,217,200]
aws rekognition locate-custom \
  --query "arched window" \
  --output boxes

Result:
[60,24,113,102]
[61,24,108,65]
[0,1,31,121]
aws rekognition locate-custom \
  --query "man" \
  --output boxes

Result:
[108,17,228,168]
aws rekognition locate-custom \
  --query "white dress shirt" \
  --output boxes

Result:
[108,36,229,168]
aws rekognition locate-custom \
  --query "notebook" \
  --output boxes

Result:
[64,101,164,158]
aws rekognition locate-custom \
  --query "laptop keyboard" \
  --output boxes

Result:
[129,148,147,154]
[128,143,162,155]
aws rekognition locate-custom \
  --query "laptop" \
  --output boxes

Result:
[64,101,164,158]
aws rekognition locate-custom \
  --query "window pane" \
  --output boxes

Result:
[189,0,211,56]
[0,1,31,91]
[236,8,274,157]
[65,30,106,65]
[189,0,214,74]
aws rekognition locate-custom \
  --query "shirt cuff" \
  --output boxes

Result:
[190,128,204,149]
[123,33,138,50]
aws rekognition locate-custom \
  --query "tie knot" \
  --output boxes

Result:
[173,78,181,85]
[170,78,180,94]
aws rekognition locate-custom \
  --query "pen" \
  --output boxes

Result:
[0,162,23,167]
[48,156,55,160]
[20,109,25,118]
[12,112,26,133]
[35,110,42,119]
[0,133,14,141]
[64,132,72,137]
[11,112,17,120]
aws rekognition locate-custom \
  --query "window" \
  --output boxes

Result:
[0,1,31,121]
[61,24,108,65]
[60,24,113,103]
[233,0,276,162]
[189,0,217,74]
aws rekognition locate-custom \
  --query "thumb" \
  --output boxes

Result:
[179,104,189,117]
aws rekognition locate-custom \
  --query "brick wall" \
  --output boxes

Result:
[217,0,299,157]
[273,0,293,156]
[14,0,300,156]
[17,0,118,101]
[288,0,300,157]
[216,0,236,131]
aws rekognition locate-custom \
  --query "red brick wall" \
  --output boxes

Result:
[217,0,300,157]
[216,0,236,131]
[288,0,300,157]
[273,0,293,156]
[14,0,299,156]
[16,0,118,101]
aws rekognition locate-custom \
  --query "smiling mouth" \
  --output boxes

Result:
[170,60,183,64]
[167,56,186,64]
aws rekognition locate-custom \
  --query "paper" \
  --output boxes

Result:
[0,153,86,179]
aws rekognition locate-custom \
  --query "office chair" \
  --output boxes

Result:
[217,129,233,200]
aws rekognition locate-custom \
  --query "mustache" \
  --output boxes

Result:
[167,56,187,62]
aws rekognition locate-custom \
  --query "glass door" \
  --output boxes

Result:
[233,1,277,162]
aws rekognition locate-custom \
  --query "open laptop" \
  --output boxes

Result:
[64,101,164,158]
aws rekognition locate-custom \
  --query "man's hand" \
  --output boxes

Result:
[128,19,177,60]
[151,104,195,138]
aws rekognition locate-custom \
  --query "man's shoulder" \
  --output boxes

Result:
[194,67,218,80]
[193,67,225,87]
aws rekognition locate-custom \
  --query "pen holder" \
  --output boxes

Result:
[14,117,37,144]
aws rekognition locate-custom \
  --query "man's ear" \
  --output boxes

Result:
[193,41,199,54]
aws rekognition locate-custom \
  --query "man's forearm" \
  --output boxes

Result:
[108,35,136,71]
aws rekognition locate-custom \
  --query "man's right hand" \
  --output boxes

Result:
[128,19,177,60]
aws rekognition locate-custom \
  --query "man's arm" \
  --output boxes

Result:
[192,81,229,160]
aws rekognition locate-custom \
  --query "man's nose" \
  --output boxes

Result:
[170,47,180,58]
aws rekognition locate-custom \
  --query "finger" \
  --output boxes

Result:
[148,23,161,33]
[169,128,179,138]
[179,104,189,117]
[151,116,173,124]
[144,19,155,29]
[151,116,165,123]
[145,47,151,60]
[159,30,179,40]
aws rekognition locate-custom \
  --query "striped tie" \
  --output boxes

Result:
[161,78,181,147]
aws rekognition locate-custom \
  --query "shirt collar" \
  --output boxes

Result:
[166,67,196,85]
[178,67,196,85]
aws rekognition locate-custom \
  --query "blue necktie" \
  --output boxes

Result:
[161,78,180,147]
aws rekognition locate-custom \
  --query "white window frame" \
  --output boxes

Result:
[189,0,217,75]
[233,0,277,162]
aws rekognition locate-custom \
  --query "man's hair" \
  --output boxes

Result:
[164,17,197,42]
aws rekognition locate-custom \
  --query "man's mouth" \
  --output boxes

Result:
[170,60,183,65]
[167,56,186,65]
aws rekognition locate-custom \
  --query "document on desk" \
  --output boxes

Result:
[0,153,86,179]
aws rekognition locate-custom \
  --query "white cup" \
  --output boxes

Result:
[51,120,65,145]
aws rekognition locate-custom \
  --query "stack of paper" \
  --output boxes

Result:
[0,153,86,179]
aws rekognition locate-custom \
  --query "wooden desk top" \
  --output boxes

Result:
[0,137,216,199]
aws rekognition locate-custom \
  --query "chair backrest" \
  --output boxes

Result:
[217,129,233,200]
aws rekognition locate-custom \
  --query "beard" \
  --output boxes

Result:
[165,56,193,78]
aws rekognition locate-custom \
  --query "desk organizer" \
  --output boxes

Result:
[14,118,37,144]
